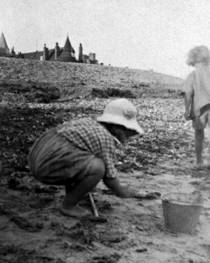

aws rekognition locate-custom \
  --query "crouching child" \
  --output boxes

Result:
[28,98,144,217]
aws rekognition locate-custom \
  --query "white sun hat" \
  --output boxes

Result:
[97,98,144,135]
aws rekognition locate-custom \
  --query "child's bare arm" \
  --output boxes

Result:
[184,92,193,119]
[183,73,194,120]
[103,177,138,198]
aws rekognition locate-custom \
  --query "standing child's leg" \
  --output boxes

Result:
[194,128,204,167]
[61,157,105,217]
[205,116,210,166]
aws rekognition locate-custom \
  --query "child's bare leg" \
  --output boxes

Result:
[195,128,204,167]
[205,126,210,166]
[61,158,105,217]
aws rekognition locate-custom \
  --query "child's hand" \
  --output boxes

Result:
[184,111,191,120]
[133,191,161,200]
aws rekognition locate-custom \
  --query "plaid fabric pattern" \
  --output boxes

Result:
[56,118,119,178]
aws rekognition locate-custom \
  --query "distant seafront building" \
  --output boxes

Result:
[23,36,77,62]
[0,32,11,56]
[0,32,98,64]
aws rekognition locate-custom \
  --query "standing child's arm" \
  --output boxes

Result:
[184,92,193,120]
[183,73,194,120]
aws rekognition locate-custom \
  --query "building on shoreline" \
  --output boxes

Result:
[0,33,11,57]
[0,33,98,64]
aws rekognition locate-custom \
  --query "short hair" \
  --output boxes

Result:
[186,45,210,66]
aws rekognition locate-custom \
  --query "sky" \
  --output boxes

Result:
[0,0,210,78]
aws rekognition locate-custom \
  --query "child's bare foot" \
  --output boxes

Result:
[193,160,204,169]
[195,164,203,169]
[203,161,210,169]
[193,161,210,169]
[60,205,90,218]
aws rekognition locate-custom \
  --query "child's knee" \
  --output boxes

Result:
[88,157,105,179]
